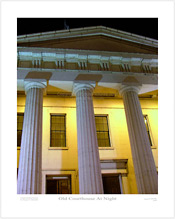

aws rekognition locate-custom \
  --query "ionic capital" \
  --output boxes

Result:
[73,81,96,95]
[24,81,47,94]
[119,85,141,96]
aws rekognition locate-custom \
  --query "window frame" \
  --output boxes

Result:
[49,113,68,149]
[95,114,113,150]
[17,112,24,148]
[143,114,155,148]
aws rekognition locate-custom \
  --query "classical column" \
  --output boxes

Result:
[17,81,46,194]
[119,85,158,194]
[73,82,104,194]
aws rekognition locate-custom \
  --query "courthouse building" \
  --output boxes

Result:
[17,26,158,194]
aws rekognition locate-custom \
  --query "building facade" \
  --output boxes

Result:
[17,26,158,194]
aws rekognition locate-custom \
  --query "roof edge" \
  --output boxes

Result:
[17,26,158,48]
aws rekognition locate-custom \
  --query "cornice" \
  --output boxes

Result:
[17,49,158,69]
[17,47,158,59]
[17,26,158,48]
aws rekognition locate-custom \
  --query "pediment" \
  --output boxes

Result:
[17,26,158,55]
[18,35,157,54]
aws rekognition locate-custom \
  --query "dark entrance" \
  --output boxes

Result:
[102,175,121,194]
[46,175,71,194]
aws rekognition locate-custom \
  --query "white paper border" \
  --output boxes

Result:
[0,0,174,218]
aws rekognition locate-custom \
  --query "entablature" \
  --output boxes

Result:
[17,47,158,98]
[17,47,158,74]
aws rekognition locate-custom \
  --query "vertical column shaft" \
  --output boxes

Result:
[17,81,46,194]
[120,85,158,194]
[74,83,104,194]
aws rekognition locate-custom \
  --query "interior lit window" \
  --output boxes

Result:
[17,113,24,147]
[144,115,153,146]
[95,115,110,147]
[50,114,66,147]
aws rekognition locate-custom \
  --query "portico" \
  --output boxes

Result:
[17,26,158,194]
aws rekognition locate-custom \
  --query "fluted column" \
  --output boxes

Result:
[119,85,158,194]
[73,82,104,194]
[17,81,46,194]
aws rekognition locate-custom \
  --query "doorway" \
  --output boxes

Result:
[46,175,71,194]
[102,174,121,194]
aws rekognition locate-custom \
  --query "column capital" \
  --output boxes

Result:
[119,85,141,96]
[24,81,47,94]
[73,81,96,95]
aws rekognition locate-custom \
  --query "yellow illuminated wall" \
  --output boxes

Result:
[17,95,158,194]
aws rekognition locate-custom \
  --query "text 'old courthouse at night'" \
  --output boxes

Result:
[17,26,158,194]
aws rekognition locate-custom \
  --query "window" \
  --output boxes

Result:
[17,113,24,147]
[50,115,66,147]
[95,115,110,147]
[144,115,153,146]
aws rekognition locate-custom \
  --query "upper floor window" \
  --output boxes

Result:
[50,114,66,147]
[17,113,24,147]
[95,115,111,147]
[144,115,153,146]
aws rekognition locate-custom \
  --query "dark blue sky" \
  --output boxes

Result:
[17,18,158,40]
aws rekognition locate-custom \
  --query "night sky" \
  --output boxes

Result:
[17,18,158,40]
